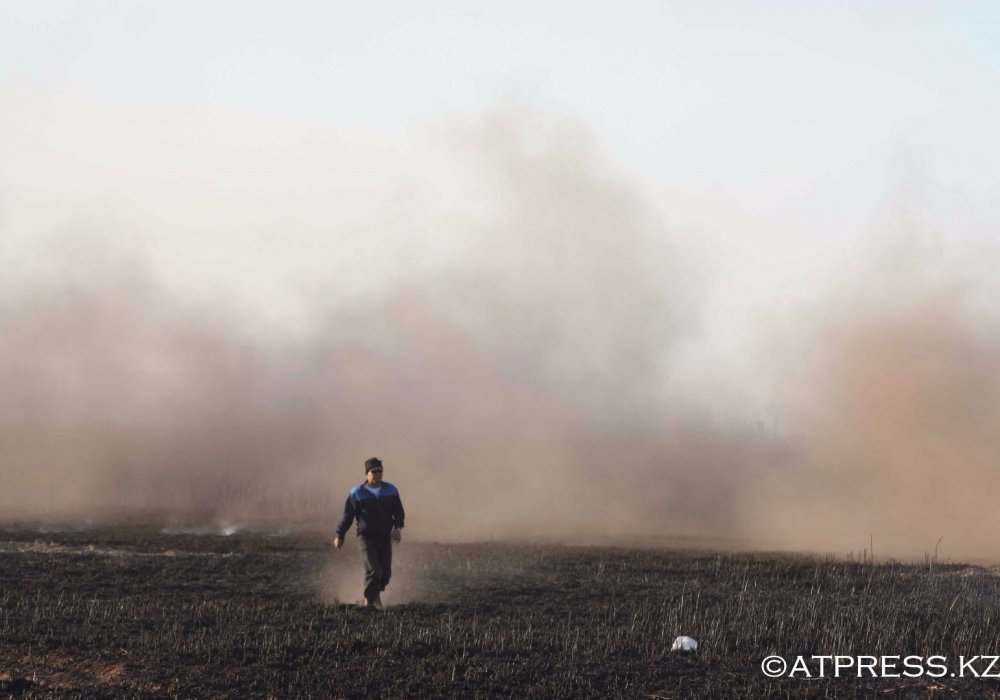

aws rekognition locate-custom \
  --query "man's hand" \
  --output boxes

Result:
[391,527,402,544]
[333,536,343,551]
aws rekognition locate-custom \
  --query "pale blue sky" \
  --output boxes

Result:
[5,1,997,183]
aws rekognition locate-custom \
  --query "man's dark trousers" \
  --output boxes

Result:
[359,533,392,602]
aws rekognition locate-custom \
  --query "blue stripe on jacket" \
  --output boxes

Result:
[336,481,404,538]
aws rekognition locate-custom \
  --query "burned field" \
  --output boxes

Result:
[2,527,1000,698]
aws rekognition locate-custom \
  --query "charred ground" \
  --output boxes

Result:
[2,525,1000,698]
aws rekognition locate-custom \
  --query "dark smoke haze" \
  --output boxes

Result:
[2,114,998,559]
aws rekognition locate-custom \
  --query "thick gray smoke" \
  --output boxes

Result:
[0,114,744,539]
[748,244,1000,559]
[3,113,999,559]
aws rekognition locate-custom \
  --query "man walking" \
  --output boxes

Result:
[333,457,405,610]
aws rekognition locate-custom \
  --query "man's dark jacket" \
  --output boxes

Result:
[336,482,405,539]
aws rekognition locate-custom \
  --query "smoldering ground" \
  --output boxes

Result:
[2,111,999,560]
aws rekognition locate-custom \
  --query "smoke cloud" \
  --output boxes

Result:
[749,244,1000,559]
[0,112,717,535]
[2,108,999,559]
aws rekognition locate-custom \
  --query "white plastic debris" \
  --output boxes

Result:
[671,636,698,652]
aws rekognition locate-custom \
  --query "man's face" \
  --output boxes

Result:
[366,467,383,486]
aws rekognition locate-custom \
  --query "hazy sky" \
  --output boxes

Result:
[3,0,999,411]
